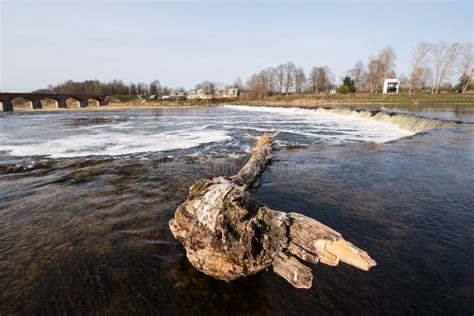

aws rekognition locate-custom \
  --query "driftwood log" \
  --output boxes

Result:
[169,133,376,289]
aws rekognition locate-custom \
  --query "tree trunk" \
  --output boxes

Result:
[169,133,376,289]
[462,74,471,93]
[462,81,469,94]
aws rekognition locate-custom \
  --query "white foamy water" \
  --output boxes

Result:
[0,106,414,158]
[1,130,231,158]
[223,105,414,141]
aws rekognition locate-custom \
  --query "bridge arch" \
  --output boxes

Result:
[65,97,83,108]
[39,97,60,109]
[88,98,100,107]
[1,93,109,111]
[11,97,35,110]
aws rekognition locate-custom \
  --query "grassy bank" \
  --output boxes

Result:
[9,93,473,112]
[110,93,474,109]
[232,93,474,106]
[109,96,231,108]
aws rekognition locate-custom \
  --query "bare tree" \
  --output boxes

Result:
[294,67,306,94]
[130,83,138,95]
[273,64,285,94]
[376,46,396,90]
[149,80,162,95]
[309,66,334,93]
[265,67,276,94]
[362,47,397,93]
[136,82,148,95]
[233,77,244,90]
[283,62,296,95]
[408,42,431,93]
[398,74,409,92]
[430,42,462,94]
[418,67,434,91]
[162,86,171,95]
[459,42,473,93]
[246,68,274,99]
[347,60,365,92]
[196,81,216,97]
[365,57,379,93]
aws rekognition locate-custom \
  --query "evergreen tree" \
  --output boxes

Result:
[339,84,350,94]
[342,76,356,93]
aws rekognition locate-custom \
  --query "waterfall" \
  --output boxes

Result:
[311,107,461,133]
[224,104,462,134]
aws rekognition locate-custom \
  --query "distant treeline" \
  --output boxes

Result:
[34,79,168,96]
[35,42,472,99]
[243,42,473,99]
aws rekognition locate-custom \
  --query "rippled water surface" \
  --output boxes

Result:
[0,105,412,159]
[0,105,473,315]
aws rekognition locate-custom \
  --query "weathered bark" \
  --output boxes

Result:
[169,133,376,289]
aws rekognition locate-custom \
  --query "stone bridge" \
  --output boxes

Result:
[0,93,110,112]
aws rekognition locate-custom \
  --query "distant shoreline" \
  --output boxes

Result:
[6,94,474,112]
[231,99,474,107]
[8,102,219,112]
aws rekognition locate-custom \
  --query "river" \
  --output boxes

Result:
[0,105,473,314]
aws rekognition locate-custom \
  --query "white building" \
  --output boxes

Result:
[162,88,240,100]
[187,89,211,99]
[164,90,188,99]
[383,79,400,93]
[226,88,240,98]
[187,88,239,100]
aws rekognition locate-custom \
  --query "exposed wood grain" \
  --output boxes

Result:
[169,133,376,288]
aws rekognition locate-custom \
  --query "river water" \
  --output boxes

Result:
[0,105,473,314]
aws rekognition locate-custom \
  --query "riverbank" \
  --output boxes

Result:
[6,92,474,113]
[116,93,474,107]
[7,101,219,112]
[231,92,474,106]
[110,93,474,110]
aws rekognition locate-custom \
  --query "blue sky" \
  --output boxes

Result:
[1,0,472,92]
